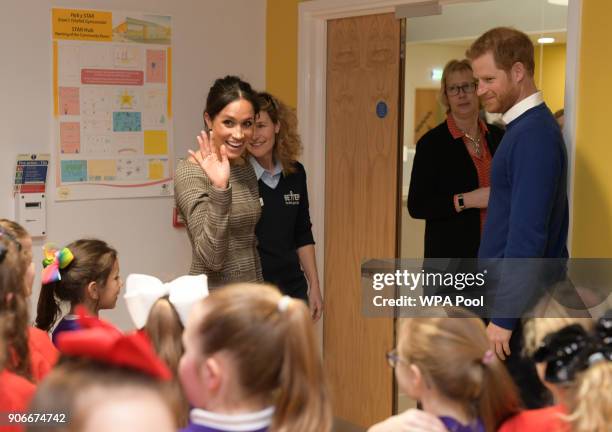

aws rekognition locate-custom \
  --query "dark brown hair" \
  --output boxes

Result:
[195,283,332,432]
[204,75,259,122]
[254,92,303,175]
[35,239,117,331]
[466,27,535,76]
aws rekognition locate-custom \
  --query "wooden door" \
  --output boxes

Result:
[414,88,443,145]
[325,13,401,429]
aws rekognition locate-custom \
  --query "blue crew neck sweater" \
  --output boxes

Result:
[479,103,569,329]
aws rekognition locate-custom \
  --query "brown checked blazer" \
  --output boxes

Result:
[174,159,263,288]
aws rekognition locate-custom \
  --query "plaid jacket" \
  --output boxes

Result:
[175,160,263,288]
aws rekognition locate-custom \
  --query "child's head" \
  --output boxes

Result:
[523,315,594,401]
[28,315,175,432]
[28,358,175,432]
[124,273,208,427]
[395,309,520,431]
[0,219,34,297]
[36,239,121,331]
[124,273,208,373]
[179,283,332,432]
[0,229,32,380]
[530,314,611,432]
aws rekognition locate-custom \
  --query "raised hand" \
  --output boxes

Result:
[188,130,230,189]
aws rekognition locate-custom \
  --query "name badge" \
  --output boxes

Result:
[284,190,300,205]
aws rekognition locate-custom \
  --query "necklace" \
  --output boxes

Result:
[462,130,482,156]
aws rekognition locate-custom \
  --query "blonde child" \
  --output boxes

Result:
[35,239,122,346]
[124,273,208,427]
[500,313,610,432]
[370,309,521,432]
[27,312,175,432]
[0,219,58,382]
[179,283,332,432]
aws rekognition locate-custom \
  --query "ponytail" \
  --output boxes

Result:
[477,354,522,431]
[195,284,331,432]
[3,291,33,381]
[273,298,332,432]
[34,238,117,330]
[400,311,521,432]
[566,361,612,432]
[35,282,62,331]
[145,298,189,427]
[531,314,612,432]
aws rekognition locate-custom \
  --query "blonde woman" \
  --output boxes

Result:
[247,92,323,321]
[408,59,504,258]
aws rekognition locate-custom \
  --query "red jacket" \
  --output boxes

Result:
[27,327,58,382]
[499,405,569,432]
[0,369,36,432]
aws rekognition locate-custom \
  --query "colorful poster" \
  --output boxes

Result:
[52,8,173,201]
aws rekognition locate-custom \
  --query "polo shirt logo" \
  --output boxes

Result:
[284,190,300,205]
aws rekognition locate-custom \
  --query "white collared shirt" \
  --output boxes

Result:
[189,406,274,431]
[249,156,283,189]
[502,91,544,125]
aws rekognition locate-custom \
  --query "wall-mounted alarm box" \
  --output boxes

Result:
[15,193,46,237]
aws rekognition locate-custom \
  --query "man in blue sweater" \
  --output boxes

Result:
[467,28,569,363]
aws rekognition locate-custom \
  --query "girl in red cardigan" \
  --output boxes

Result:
[27,310,175,432]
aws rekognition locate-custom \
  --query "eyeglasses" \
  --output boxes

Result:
[446,82,477,97]
[386,349,408,368]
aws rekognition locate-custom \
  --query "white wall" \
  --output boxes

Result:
[0,0,266,329]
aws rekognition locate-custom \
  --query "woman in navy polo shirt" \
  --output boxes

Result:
[247,92,323,322]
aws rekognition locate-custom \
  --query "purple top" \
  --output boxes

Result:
[439,416,485,432]
[181,424,267,432]
[51,315,81,346]
[180,407,273,432]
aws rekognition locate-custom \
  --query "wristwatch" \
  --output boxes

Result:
[457,194,465,211]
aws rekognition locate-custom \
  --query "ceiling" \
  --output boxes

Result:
[403,0,568,45]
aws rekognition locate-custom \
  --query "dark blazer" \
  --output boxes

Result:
[408,120,504,258]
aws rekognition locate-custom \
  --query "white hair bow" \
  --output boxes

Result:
[124,273,208,329]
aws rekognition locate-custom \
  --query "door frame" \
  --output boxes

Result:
[298,0,583,293]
